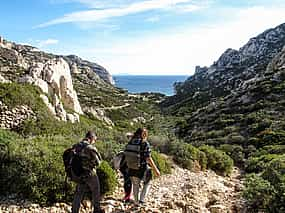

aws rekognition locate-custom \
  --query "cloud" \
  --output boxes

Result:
[145,16,160,22]
[49,0,135,8]
[76,6,285,75]
[37,0,204,28]
[37,39,59,47]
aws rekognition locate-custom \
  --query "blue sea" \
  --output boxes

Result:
[113,75,188,96]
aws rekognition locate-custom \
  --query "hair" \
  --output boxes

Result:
[85,131,96,140]
[131,128,148,141]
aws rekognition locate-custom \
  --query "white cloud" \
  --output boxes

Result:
[37,39,59,48]
[145,16,160,22]
[76,6,285,75]
[49,0,137,8]
[37,0,203,28]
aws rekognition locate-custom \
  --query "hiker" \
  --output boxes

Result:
[71,131,104,213]
[124,128,160,204]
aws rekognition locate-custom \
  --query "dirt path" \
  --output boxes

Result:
[0,165,246,213]
[101,165,246,213]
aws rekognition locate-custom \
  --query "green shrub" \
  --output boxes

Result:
[0,83,46,110]
[256,130,285,147]
[227,134,245,145]
[199,145,233,176]
[95,141,124,164]
[206,130,226,138]
[218,144,245,166]
[97,161,118,196]
[151,151,172,175]
[243,173,276,212]
[0,129,19,161]
[0,135,74,204]
[0,135,118,204]
[245,154,280,173]
[169,142,207,170]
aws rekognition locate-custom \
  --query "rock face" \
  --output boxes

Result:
[162,22,285,109]
[0,37,115,122]
[19,58,83,120]
[63,55,115,85]
[161,22,285,142]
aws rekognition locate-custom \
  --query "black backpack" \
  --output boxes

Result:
[63,142,87,182]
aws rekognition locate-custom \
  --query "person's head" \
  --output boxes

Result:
[85,131,97,144]
[132,128,148,141]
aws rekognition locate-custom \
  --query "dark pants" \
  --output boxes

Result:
[72,174,101,213]
[122,170,132,200]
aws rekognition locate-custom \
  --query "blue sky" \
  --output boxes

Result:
[1,0,285,75]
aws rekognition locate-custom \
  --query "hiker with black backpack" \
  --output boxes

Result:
[124,128,160,204]
[63,131,104,213]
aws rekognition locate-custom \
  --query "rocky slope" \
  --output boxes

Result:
[161,23,285,146]
[162,23,285,115]
[0,164,245,213]
[158,24,285,211]
[0,36,155,128]
[0,36,116,122]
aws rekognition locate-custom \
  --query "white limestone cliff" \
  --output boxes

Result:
[19,58,83,122]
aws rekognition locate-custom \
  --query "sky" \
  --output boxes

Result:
[1,0,285,75]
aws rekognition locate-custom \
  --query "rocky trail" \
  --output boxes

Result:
[0,164,246,213]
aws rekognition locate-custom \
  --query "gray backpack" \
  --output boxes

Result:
[124,139,142,170]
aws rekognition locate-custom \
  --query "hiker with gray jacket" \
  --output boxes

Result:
[71,131,104,213]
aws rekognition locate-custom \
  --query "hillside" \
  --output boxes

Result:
[0,35,242,213]
[162,23,285,115]
[161,23,285,211]
[0,37,161,130]
[161,22,285,150]
[2,22,285,212]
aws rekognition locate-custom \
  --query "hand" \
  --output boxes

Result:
[155,170,160,177]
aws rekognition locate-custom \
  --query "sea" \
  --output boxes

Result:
[113,75,188,96]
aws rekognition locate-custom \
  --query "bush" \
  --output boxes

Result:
[243,173,276,212]
[151,151,172,175]
[243,155,285,212]
[0,134,118,204]
[256,130,285,147]
[218,144,245,166]
[0,83,46,110]
[95,141,124,163]
[227,134,245,145]
[169,142,207,170]
[199,145,233,176]
[245,154,280,173]
[0,129,19,161]
[0,135,73,204]
[97,161,118,196]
